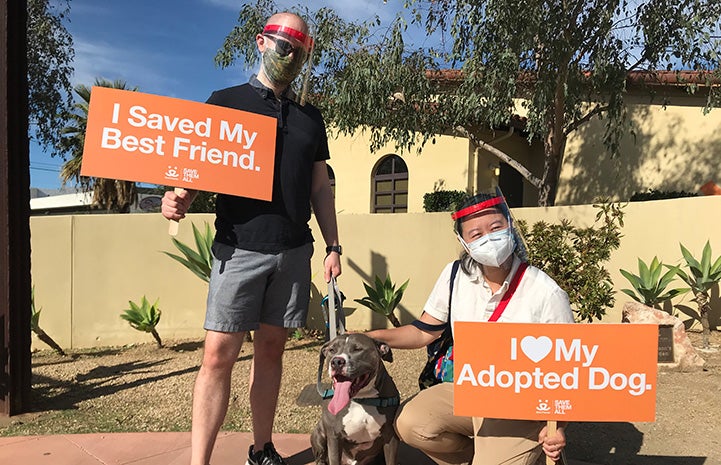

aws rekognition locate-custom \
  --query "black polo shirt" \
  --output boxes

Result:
[205,78,330,253]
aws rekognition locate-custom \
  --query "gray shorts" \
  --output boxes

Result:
[204,241,314,333]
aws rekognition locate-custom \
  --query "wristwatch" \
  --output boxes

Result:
[325,245,343,255]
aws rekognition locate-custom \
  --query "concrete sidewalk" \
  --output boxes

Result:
[0,431,600,465]
[0,431,428,465]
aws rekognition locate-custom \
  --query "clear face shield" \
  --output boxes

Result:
[261,23,315,105]
[452,188,528,265]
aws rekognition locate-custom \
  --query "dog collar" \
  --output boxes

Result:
[320,389,400,408]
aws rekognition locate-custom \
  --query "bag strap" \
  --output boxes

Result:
[448,260,460,317]
[488,262,528,322]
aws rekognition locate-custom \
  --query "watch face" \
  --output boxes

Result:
[327,245,342,255]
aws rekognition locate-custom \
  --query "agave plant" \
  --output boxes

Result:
[121,296,162,348]
[31,286,66,356]
[619,257,688,309]
[674,241,721,349]
[354,274,409,327]
[162,221,213,282]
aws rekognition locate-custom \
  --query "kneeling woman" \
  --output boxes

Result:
[366,191,574,465]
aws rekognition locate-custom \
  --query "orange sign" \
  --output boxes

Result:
[453,322,657,422]
[81,87,277,200]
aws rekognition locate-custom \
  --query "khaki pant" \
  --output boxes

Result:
[394,383,544,465]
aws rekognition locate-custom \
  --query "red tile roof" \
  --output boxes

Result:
[426,69,720,88]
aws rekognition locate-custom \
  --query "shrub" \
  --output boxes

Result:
[619,257,688,309]
[674,241,721,349]
[162,221,213,283]
[31,286,66,356]
[423,190,467,212]
[516,200,625,322]
[121,296,163,348]
[354,274,409,327]
[629,189,698,202]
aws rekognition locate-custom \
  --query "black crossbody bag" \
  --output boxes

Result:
[417,260,528,389]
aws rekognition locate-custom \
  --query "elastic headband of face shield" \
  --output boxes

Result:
[262,24,314,50]
[452,191,511,233]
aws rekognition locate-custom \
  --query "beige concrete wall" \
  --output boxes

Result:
[30,213,214,349]
[30,196,721,350]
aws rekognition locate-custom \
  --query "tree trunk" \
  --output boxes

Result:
[538,70,570,207]
[538,143,562,207]
[33,327,67,356]
[694,290,711,349]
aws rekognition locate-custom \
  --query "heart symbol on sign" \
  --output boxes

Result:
[520,336,553,363]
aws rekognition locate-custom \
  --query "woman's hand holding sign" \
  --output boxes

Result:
[539,423,566,463]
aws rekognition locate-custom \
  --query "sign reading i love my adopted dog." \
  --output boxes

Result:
[453,322,658,422]
[81,87,277,200]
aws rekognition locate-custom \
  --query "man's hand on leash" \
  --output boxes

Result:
[324,251,341,282]
[538,424,566,463]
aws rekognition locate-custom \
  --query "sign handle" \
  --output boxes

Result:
[545,420,557,465]
[328,276,336,340]
[167,187,185,236]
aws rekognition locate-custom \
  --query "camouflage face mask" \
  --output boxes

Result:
[261,46,307,87]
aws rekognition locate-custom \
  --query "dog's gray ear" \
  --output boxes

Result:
[320,339,334,357]
[374,340,393,363]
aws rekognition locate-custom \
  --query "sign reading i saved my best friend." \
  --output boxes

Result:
[453,322,658,422]
[81,87,277,200]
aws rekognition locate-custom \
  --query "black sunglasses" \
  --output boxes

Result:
[263,34,305,58]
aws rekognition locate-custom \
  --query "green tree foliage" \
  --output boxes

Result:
[27,0,74,154]
[187,191,217,213]
[148,187,216,213]
[60,79,139,212]
[517,201,625,322]
[217,0,721,206]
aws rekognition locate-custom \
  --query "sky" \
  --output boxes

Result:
[30,0,407,189]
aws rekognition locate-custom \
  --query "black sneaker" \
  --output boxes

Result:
[247,442,287,465]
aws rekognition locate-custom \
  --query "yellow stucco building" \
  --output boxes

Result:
[325,72,720,211]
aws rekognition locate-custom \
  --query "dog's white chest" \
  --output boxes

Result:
[341,402,386,444]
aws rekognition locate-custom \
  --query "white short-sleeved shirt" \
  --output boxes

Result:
[423,256,575,336]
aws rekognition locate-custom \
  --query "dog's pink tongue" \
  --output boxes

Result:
[328,381,352,415]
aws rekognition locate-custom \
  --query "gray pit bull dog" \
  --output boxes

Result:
[311,333,400,465]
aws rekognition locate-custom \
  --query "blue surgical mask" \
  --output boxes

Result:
[460,228,516,267]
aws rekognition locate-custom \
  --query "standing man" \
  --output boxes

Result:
[161,12,341,465]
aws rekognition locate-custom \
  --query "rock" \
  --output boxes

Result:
[621,301,706,372]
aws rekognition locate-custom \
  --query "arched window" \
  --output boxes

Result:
[327,164,336,198]
[372,155,408,213]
